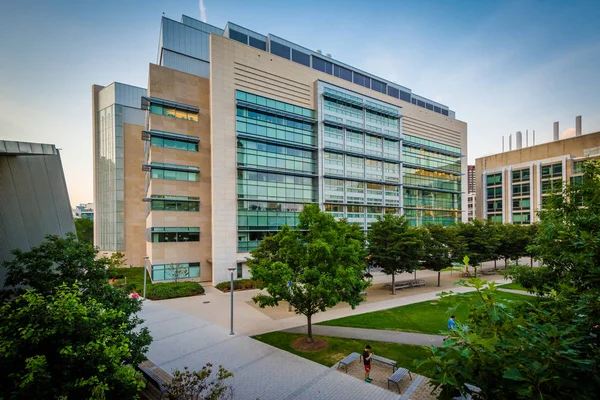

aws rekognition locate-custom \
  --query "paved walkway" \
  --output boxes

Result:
[140,300,403,400]
[284,325,444,346]
[497,288,536,296]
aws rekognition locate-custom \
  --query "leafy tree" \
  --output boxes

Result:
[368,214,424,294]
[164,364,233,400]
[249,204,369,343]
[1,233,151,366]
[0,284,145,399]
[74,217,94,245]
[454,220,497,269]
[495,223,519,268]
[421,224,461,286]
[107,251,127,269]
[420,161,600,399]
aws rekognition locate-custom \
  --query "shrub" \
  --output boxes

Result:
[146,282,205,300]
[215,279,260,292]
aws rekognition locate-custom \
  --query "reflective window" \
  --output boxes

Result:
[292,49,310,67]
[237,139,316,174]
[334,64,352,82]
[270,41,290,59]
[371,79,386,94]
[151,196,200,212]
[151,136,198,152]
[426,103,434,111]
[249,37,266,51]
[151,164,199,182]
[400,91,411,102]
[152,262,201,281]
[151,227,200,243]
[229,29,248,44]
[387,86,400,98]
[441,109,449,116]
[312,57,332,74]
[149,103,198,122]
[353,72,370,88]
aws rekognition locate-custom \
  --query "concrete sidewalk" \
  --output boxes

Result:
[139,300,402,400]
[284,325,444,346]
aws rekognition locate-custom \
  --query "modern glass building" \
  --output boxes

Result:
[93,14,468,285]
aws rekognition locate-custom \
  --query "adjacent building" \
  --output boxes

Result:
[94,15,468,285]
[466,165,476,221]
[73,203,94,220]
[475,119,600,224]
[0,140,75,286]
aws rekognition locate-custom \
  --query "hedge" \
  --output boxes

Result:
[145,282,205,300]
[215,279,260,292]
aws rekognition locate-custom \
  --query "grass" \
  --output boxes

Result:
[498,282,527,291]
[253,331,433,376]
[319,291,532,335]
[110,267,204,300]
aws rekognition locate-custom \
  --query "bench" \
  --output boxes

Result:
[337,352,361,373]
[384,279,426,290]
[360,291,368,297]
[138,363,170,399]
[387,367,412,393]
[360,353,398,371]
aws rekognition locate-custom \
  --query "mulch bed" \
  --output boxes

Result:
[292,337,330,352]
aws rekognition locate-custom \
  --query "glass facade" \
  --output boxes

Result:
[150,195,200,212]
[96,104,124,250]
[236,90,317,252]
[151,135,198,152]
[511,167,531,224]
[486,172,502,222]
[152,262,201,281]
[150,227,200,243]
[150,163,200,182]
[541,162,563,207]
[149,103,198,122]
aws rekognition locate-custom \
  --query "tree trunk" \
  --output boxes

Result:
[392,273,396,295]
[530,256,533,268]
[437,271,441,287]
[474,266,477,278]
[494,259,497,269]
[505,258,508,270]
[307,314,313,343]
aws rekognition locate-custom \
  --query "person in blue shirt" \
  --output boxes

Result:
[443,315,457,342]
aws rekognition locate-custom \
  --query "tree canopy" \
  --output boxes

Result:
[249,204,369,342]
[368,214,424,294]
[74,217,94,245]
[419,160,600,399]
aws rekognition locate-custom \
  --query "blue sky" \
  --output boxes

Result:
[1,0,599,206]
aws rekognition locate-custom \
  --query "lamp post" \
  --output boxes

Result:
[227,266,237,335]
[143,256,149,300]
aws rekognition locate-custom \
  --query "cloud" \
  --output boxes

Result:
[199,0,207,23]
[560,127,575,140]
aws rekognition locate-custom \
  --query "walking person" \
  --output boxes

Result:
[443,315,457,341]
[363,344,373,382]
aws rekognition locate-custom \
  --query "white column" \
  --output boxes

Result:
[529,163,534,224]
[507,166,513,223]
[502,167,507,223]
[482,171,488,218]
[536,161,543,219]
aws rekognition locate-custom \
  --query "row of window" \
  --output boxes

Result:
[402,146,462,174]
[542,163,562,178]
[150,197,200,212]
[237,170,316,203]
[402,134,461,155]
[403,167,461,192]
[152,262,201,281]
[151,136,198,152]
[404,189,461,211]
[404,209,461,227]
[150,227,200,243]
[236,90,315,118]
[237,139,316,174]
[149,104,198,122]
[150,165,199,182]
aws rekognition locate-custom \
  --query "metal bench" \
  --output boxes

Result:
[137,362,170,399]
[384,279,425,290]
[387,367,412,393]
[360,353,398,371]
[337,352,360,373]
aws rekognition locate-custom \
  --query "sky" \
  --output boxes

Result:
[1,0,599,207]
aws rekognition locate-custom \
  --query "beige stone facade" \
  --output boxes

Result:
[146,64,212,282]
[209,34,468,285]
[475,131,600,223]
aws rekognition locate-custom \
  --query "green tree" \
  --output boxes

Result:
[420,161,600,399]
[421,224,461,286]
[1,233,151,366]
[164,364,233,400]
[495,223,519,268]
[368,214,424,294]
[74,217,94,245]
[249,204,369,343]
[0,284,145,399]
[454,220,497,269]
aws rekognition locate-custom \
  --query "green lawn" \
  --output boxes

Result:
[318,291,532,335]
[253,332,432,376]
[111,267,205,300]
[498,282,527,291]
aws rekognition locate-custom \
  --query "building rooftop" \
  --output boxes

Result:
[0,140,59,156]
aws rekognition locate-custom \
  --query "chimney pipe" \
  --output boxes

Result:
[526,130,529,147]
[533,130,536,145]
[516,131,523,149]
[576,115,582,136]
[509,134,512,151]
[553,121,559,141]
[502,136,504,152]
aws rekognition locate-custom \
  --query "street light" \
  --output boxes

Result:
[143,256,149,300]
[227,266,237,335]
